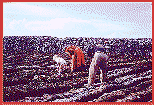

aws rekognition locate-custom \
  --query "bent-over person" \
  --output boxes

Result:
[65,45,85,72]
[88,44,109,88]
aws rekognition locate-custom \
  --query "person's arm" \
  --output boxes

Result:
[65,51,71,58]
[65,47,72,58]
[71,55,75,72]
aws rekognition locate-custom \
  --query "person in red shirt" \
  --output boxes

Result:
[65,45,85,72]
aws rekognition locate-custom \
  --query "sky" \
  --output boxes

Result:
[3,2,152,38]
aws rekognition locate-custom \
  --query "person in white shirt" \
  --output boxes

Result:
[53,54,67,77]
[88,44,109,89]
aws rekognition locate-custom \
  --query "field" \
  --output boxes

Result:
[3,36,152,102]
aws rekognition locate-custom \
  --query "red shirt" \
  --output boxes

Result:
[65,46,85,69]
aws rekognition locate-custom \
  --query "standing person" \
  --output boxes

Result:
[65,45,85,72]
[88,44,109,89]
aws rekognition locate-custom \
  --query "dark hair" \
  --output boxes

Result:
[87,44,96,58]
[96,44,106,52]
[68,50,74,55]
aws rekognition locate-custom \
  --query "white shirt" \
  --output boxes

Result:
[53,55,66,65]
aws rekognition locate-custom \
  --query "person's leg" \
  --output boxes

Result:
[58,64,62,76]
[72,54,78,72]
[99,63,107,83]
[96,53,108,83]
[100,69,103,83]
[100,69,107,83]
[61,64,66,73]
[88,59,98,87]
[77,63,86,72]
[88,68,95,87]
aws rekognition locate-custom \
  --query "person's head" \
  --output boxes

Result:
[87,44,96,58]
[65,45,76,56]
[96,44,105,52]
[53,55,58,61]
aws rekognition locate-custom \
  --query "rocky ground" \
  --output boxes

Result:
[3,37,152,102]
[3,56,152,102]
